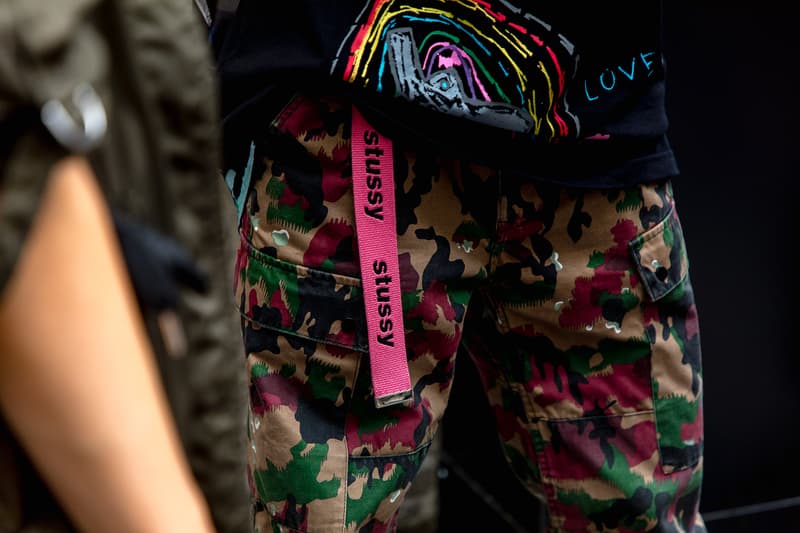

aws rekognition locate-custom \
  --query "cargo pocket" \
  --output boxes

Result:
[629,206,703,474]
[236,237,436,531]
[629,206,689,303]
[235,236,367,532]
[237,234,367,353]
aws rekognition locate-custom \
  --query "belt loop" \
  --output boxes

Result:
[350,105,412,409]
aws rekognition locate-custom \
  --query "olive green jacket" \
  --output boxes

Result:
[0,1,248,531]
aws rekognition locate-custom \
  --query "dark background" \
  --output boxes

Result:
[437,6,800,532]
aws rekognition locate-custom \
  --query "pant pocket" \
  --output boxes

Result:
[236,230,367,352]
[629,206,703,474]
[237,235,446,531]
[241,94,359,280]
[237,234,364,532]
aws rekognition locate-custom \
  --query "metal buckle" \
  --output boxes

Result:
[374,389,413,409]
[193,0,212,26]
[40,83,107,153]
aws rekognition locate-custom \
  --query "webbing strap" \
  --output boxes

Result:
[351,105,412,408]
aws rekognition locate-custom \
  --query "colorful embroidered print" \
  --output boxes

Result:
[332,0,581,141]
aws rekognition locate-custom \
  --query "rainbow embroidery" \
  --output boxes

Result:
[332,0,580,141]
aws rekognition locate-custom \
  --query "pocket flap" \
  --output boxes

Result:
[236,234,369,353]
[628,207,689,302]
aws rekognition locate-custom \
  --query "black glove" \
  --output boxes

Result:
[112,211,209,314]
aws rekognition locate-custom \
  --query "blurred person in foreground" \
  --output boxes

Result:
[0,1,248,531]
[212,1,707,531]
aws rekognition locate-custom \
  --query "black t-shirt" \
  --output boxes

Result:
[213,0,679,187]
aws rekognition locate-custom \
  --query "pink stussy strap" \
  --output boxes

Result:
[351,105,412,408]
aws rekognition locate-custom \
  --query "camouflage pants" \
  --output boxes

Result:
[233,95,706,532]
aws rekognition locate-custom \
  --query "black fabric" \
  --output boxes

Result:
[113,211,210,313]
[213,0,678,187]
